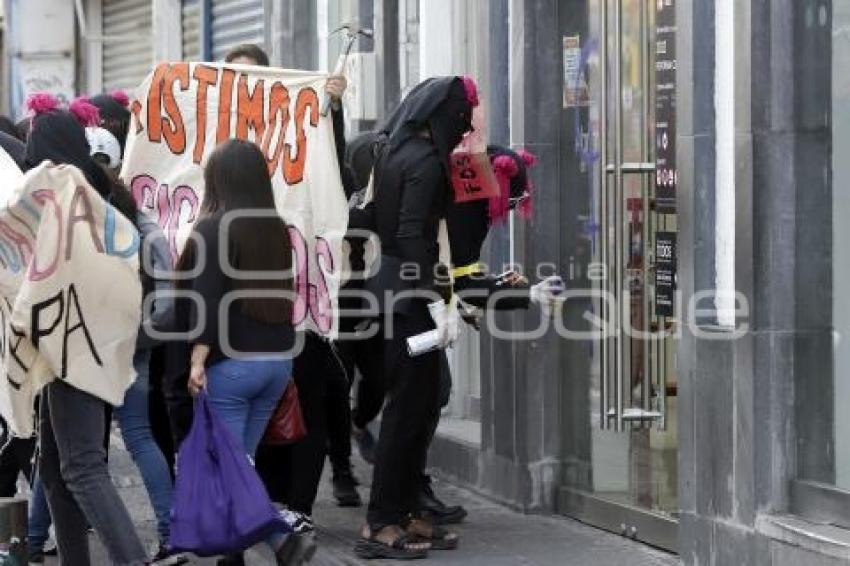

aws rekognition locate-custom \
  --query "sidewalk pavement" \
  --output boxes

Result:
[42,431,680,566]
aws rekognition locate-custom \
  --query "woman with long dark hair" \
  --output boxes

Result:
[24,94,148,566]
[176,139,312,565]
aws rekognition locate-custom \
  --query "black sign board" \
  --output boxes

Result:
[655,0,677,213]
[655,232,676,317]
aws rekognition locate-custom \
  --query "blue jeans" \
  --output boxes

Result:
[115,351,174,542]
[206,358,292,458]
[27,474,51,552]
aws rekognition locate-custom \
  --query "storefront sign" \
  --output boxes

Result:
[655,0,677,213]
[655,231,676,317]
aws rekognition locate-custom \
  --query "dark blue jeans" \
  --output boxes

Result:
[27,474,51,553]
[116,351,174,542]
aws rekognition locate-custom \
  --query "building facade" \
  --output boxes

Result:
[2,1,850,564]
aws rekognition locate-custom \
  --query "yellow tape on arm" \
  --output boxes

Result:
[451,262,484,279]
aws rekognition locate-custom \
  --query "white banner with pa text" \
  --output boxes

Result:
[0,158,141,437]
[120,62,348,336]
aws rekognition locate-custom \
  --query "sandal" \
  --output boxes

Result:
[405,518,460,551]
[354,526,429,560]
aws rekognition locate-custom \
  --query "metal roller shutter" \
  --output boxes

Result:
[210,0,266,62]
[102,0,153,92]
[182,0,201,61]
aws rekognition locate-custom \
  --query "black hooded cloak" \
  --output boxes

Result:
[366,77,472,313]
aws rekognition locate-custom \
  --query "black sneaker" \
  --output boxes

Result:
[27,549,45,564]
[332,469,362,507]
[420,479,467,525]
[151,541,189,565]
[352,426,376,464]
[281,509,315,534]
[215,553,245,566]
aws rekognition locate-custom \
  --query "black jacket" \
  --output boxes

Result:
[365,136,450,314]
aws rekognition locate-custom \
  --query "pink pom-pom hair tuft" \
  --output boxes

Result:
[516,148,537,168]
[27,93,61,116]
[515,148,538,219]
[110,90,130,107]
[69,97,101,127]
[489,154,518,223]
[461,76,480,108]
[492,154,519,177]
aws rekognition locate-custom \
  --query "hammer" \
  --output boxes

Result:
[321,22,374,116]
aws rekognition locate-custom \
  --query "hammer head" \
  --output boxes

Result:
[331,22,374,39]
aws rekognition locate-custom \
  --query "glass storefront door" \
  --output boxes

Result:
[560,0,679,552]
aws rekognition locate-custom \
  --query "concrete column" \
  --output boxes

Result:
[152,0,181,62]
[84,0,103,94]
[373,0,398,119]
[274,0,317,70]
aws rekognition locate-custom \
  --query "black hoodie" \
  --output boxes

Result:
[365,77,472,313]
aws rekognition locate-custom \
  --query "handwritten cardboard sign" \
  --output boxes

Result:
[450,151,500,203]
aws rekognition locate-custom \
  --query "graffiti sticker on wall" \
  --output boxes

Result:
[563,35,589,108]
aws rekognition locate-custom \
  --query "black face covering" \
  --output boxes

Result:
[344,131,380,191]
[379,77,473,171]
[25,110,111,197]
[428,83,473,169]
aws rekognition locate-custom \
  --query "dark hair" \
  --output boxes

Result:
[15,117,30,142]
[26,109,137,225]
[90,93,131,155]
[0,116,17,139]
[182,139,291,323]
[224,43,270,67]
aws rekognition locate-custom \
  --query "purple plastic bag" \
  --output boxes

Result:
[170,391,287,556]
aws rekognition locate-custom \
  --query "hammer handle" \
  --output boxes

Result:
[321,37,356,117]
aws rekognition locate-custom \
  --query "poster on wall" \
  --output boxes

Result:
[655,232,677,317]
[563,35,589,108]
[655,0,677,213]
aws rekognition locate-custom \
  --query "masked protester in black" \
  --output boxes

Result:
[353,77,474,561]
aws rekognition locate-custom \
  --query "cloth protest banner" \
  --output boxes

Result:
[120,62,349,336]
[0,158,141,436]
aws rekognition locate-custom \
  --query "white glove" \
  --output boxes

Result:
[428,295,461,348]
[530,276,565,312]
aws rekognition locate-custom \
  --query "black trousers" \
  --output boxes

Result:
[329,328,386,473]
[325,358,353,475]
[0,436,35,497]
[256,333,348,515]
[148,346,176,473]
[367,307,441,529]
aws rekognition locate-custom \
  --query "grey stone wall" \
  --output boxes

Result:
[678,0,836,564]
